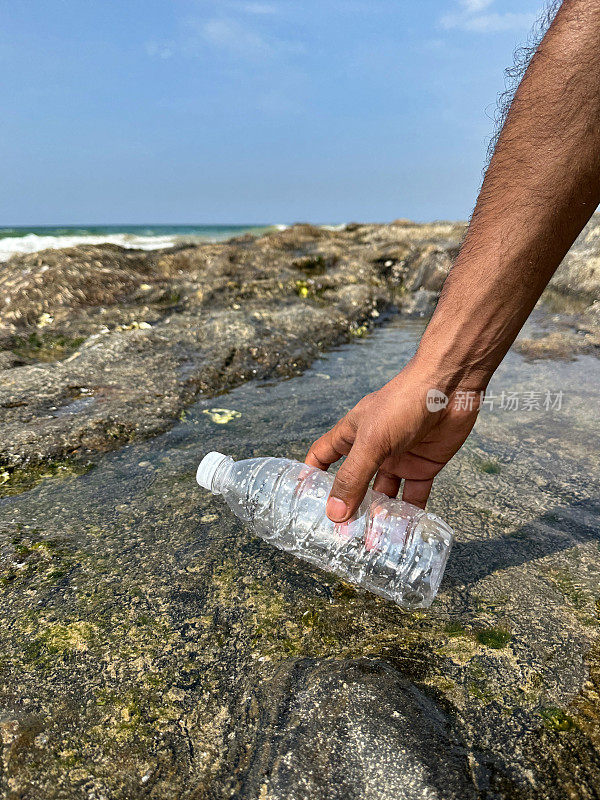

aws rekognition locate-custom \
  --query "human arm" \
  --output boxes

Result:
[306,0,600,522]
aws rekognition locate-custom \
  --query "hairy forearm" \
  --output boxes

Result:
[415,0,600,391]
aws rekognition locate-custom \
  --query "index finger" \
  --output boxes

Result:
[305,417,355,470]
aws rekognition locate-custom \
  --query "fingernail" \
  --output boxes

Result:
[326,496,348,522]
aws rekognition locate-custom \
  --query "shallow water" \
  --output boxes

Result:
[16,309,592,540]
[1,312,599,798]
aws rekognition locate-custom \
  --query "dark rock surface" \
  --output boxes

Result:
[0,220,599,799]
[0,311,599,799]
[0,222,462,472]
[1,218,598,479]
[229,659,480,800]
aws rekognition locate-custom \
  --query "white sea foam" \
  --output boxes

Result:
[0,233,180,262]
[0,223,317,262]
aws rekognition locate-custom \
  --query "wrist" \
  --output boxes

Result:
[411,262,521,393]
[409,322,495,396]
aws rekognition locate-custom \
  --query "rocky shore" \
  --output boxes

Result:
[1,218,598,490]
[0,220,599,800]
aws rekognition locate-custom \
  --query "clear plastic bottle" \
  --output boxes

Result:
[196,452,454,609]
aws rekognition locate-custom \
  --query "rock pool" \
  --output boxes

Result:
[1,310,599,799]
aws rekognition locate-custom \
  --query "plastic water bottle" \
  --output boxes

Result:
[196,452,453,609]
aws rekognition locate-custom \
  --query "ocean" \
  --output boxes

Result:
[0,224,283,262]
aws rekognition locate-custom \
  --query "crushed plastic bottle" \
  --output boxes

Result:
[196,452,454,609]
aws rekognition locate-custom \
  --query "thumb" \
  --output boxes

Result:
[326,430,385,523]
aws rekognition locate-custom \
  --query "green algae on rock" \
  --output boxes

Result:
[0,460,94,498]
[475,627,512,649]
[0,309,599,798]
[0,220,599,798]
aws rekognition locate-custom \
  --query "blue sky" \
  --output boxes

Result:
[1,0,547,225]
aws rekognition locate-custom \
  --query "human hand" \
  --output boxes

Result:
[305,362,482,522]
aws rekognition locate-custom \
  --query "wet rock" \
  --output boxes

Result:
[0,314,599,798]
[400,288,438,318]
[0,219,598,800]
[0,244,159,327]
[230,659,480,800]
[0,222,456,470]
[403,243,458,293]
[0,351,25,370]
[549,216,600,299]
[0,218,598,475]
[586,300,600,324]
[515,330,599,360]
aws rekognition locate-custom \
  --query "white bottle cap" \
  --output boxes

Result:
[196,451,229,491]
